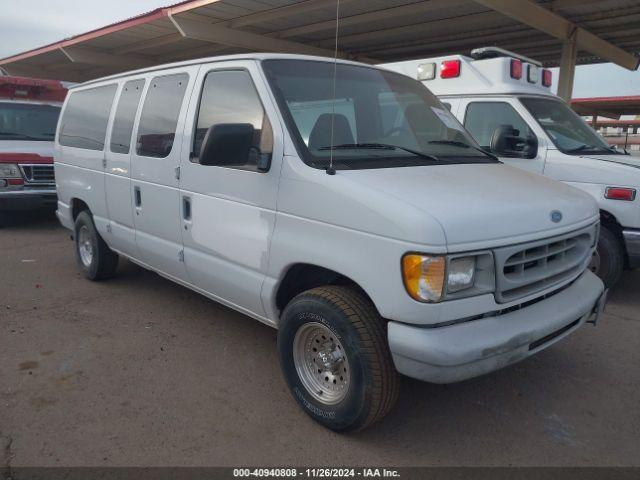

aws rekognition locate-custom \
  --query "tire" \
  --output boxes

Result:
[74,210,118,280]
[591,225,623,288]
[277,286,399,432]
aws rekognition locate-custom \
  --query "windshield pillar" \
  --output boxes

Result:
[558,30,578,101]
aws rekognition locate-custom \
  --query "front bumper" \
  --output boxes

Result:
[0,188,57,211]
[622,228,640,268]
[388,270,605,384]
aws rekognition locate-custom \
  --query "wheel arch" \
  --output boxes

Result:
[70,198,91,220]
[599,209,629,268]
[274,263,379,317]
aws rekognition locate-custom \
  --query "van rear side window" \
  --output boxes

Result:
[136,73,188,158]
[59,84,117,150]
[110,79,145,154]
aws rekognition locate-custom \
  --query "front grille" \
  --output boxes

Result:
[493,224,596,303]
[20,164,55,184]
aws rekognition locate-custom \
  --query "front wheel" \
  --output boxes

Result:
[590,225,623,288]
[277,286,399,432]
[74,211,119,280]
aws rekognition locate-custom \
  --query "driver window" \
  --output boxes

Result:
[193,69,272,170]
[464,102,533,149]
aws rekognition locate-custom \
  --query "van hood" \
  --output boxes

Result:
[0,140,54,163]
[341,163,598,249]
[580,153,640,169]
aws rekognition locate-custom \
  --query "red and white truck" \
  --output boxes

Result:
[0,75,67,223]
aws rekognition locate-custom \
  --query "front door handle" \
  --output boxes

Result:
[134,186,142,207]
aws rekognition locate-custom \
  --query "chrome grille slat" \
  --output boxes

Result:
[20,164,55,184]
[494,224,597,303]
[503,240,577,266]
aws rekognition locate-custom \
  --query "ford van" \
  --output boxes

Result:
[383,48,640,288]
[55,54,606,431]
[0,75,67,224]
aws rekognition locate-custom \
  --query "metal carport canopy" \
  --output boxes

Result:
[572,95,640,119]
[0,0,639,86]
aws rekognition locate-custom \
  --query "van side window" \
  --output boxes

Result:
[464,102,533,149]
[59,84,117,150]
[136,73,188,158]
[110,79,145,154]
[193,70,272,171]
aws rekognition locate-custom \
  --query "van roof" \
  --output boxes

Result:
[68,53,376,90]
[380,53,556,98]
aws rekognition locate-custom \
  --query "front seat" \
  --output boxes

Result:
[308,113,355,150]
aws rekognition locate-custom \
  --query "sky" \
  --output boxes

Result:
[1,0,639,99]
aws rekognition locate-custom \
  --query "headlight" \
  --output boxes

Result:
[402,254,478,302]
[447,257,476,293]
[0,163,20,178]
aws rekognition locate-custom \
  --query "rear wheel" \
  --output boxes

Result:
[590,225,623,288]
[74,211,118,280]
[277,286,399,432]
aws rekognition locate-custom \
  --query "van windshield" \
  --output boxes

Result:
[520,97,618,155]
[262,59,497,170]
[0,102,61,141]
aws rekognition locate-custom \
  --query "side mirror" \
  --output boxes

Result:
[199,123,271,171]
[490,125,538,159]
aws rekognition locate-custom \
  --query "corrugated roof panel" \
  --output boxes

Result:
[0,0,638,82]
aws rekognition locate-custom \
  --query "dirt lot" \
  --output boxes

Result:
[1,212,639,467]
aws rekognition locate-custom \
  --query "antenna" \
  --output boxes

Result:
[326,0,340,176]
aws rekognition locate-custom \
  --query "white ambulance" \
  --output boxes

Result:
[0,75,67,224]
[383,48,640,288]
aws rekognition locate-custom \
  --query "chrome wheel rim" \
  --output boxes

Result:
[589,249,601,275]
[293,322,350,405]
[78,225,94,267]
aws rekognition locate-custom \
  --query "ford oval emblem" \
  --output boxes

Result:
[551,210,563,223]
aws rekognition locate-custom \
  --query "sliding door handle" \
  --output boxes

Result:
[182,196,191,221]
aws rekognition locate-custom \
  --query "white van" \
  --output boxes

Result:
[55,54,605,431]
[383,48,640,288]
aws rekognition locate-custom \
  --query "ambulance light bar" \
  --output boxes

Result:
[510,59,522,79]
[416,52,553,88]
[0,75,67,102]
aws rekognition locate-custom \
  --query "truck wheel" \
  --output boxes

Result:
[277,286,399,432]
[590,226,623,288]
[74,211,118,280]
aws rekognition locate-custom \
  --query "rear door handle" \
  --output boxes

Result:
[134,186,142,208]
[182,196,191,221]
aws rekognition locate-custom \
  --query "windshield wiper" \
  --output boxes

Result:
[428,140,499,160]
[318,143,439,162]
[567,144,619,154]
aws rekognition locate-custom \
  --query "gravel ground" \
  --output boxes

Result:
[1,211,639,467]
